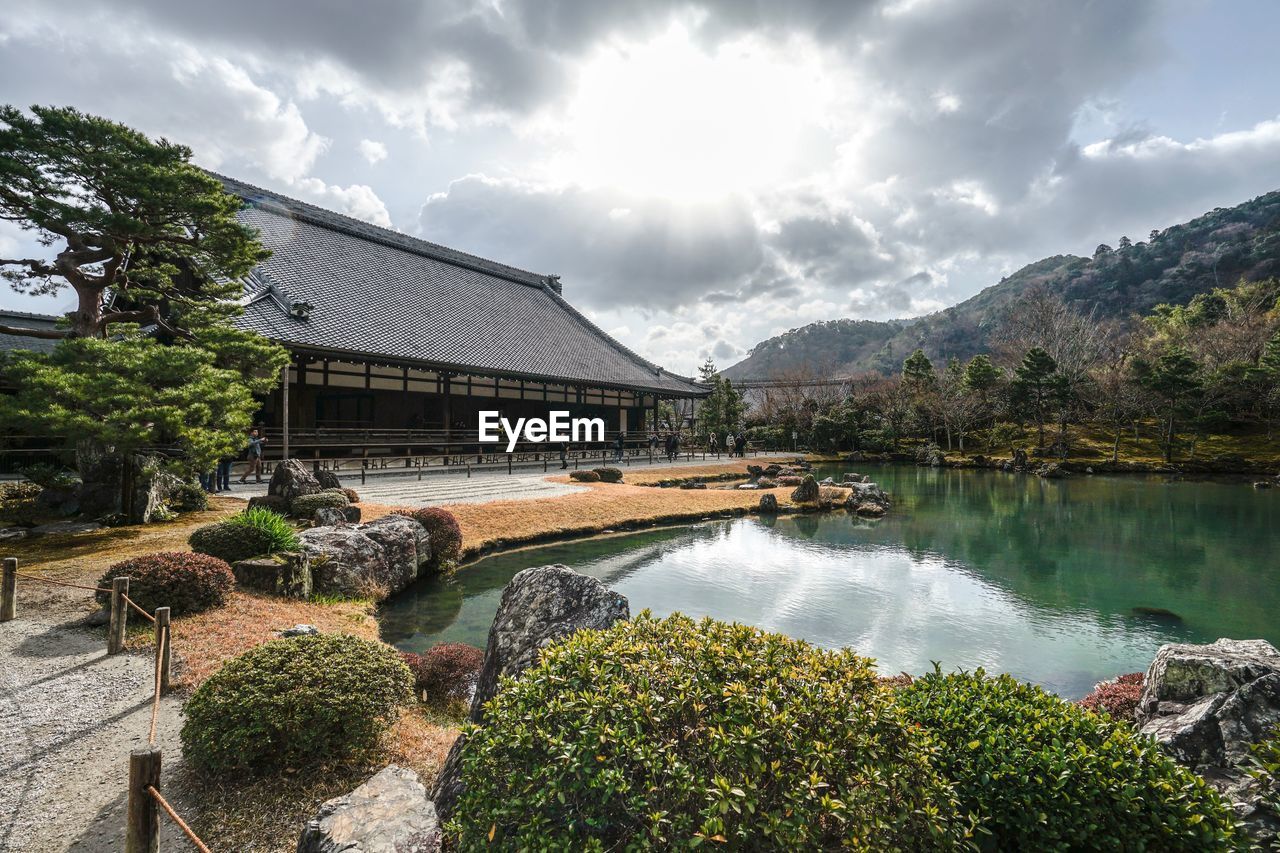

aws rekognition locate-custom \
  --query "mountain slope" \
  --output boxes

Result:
[725,190,1280,379]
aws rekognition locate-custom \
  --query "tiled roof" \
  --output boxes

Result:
[220,176,705,396]
[0,310,62,355]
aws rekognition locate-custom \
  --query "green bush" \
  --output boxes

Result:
[896,668,1239,851]
[452,613,966,849]
[568,469,600,482]
[182,633,412,773]
[169,482,209,513]
[96,552,233,616]
[392,507,462,570]
[18,462,79,490]
[1248,726,1280,829]
[592,466,623,483]
[290,490,349,518]
[189,507,299,563]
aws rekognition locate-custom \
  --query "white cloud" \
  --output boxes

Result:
[358,139,388,164]
[295,179,393,227]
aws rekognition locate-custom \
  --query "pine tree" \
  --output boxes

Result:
[1134,346,1202,463]
[1014,347,1057,448]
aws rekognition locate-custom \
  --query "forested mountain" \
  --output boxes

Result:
[725,190,1280,379]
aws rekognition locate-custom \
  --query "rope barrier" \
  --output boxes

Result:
[13,572,111,593]
[146,785,211,853]
[123,594,156,623]
[148,627,166,745]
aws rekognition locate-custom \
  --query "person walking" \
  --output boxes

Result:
[735,433,747,458]
[559,440,570,470]
[725,431,735,458]
[238,427,266,484]
[613,431,626,462]
[708,432,719,456]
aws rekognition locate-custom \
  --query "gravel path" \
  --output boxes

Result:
[227,453,755,506]
[0,587,192,852]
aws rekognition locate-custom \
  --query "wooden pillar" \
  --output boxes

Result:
[281,361,290,461]
[442,373,453,447]
[126,746,162,853]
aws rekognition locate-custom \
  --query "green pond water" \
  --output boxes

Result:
[378,465,1279,698]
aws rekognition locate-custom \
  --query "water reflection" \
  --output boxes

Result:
[379,467,1279,698]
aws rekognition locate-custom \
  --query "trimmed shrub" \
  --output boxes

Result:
[169,482,209,513]
[451,613,965,849]
[1077,672,1144,722]
[401,642,483,704]
[18,462,79,490]
[341,487,360,504]
[0,481,42,502]
[592,466,623,483]
[392,507,462,569]
[182,633,412,773]
[189,507,299,563]
[96,552,233,616]
[897,668,1239,851]
[290,490,349,518]
[777,474,802,486]
[568,470,600,482]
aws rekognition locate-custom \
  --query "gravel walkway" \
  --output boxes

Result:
[226,453,755,507]
[0,588,192,852]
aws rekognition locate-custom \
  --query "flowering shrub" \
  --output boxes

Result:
[897,668,1238,850]
[392,507,462,570]
[182,633,412,773]
[401,642,483,704]
[451,613,965,848]
[568,470,600,482]
[96,552,234,616]
[1077,672,1144,722]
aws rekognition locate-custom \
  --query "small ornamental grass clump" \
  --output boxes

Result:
[452,613,967,849]
[96,552,233,616]
[568,469,600,483]
[182,633,412,774]
[591,466,623,483]
[401,642,484,705]
[896,668,1240,851]
[1077,672,1144,722]
[392,507,462,570]
[189,506,299,563]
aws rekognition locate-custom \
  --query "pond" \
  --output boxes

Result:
[378,465,1280,699]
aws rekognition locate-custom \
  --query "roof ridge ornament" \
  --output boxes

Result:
[289,300,315,321]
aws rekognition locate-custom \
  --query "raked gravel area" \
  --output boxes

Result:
[0,594,192,852]
[226,453,754,506]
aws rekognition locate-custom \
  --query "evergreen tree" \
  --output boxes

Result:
[1134,346,1202,462]
[0,105,287,517]
[1013,347,1057,448]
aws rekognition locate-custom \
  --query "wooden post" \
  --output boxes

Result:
[108,576,129,655]
[281,361,291,461]
[1,557,16,622]
[126,746,162,853]
[154,607,171,694]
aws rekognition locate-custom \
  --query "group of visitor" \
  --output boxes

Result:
[723,431,748,457]
[198,427,266,493]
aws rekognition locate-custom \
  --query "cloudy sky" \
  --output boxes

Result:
[3,0,1280,374]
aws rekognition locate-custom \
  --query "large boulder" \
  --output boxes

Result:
[433,565,629,821]
[1137,638,1280,844]
[790,474,819,503]
[298,515,429,598]
[268,458,322,504]
[232,552,312,598]
[298,765,441,853]
[315,469,343,490]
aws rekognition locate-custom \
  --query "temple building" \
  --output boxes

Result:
[224,177,704,460]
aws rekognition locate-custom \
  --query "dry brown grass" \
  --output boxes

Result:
[448,463,794,557]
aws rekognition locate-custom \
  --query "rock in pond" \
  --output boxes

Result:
[433,565,630,821]
[790,474,819,503]
[268,458,321,504]
[299,765,441,853]
[1137,638,1280,845]
[758,493,779,513]
[299,515,429,599]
